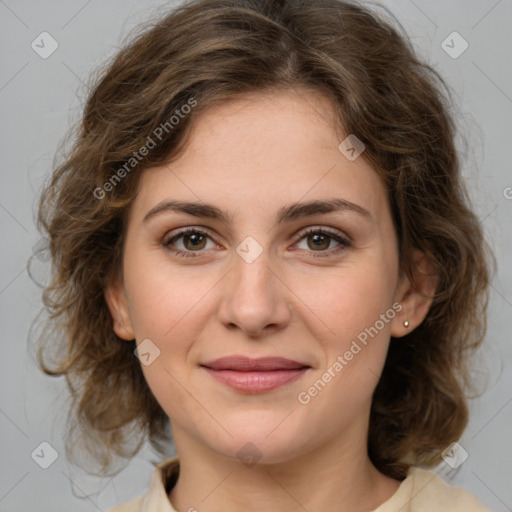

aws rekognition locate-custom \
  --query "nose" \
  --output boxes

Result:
[216,246,292,338]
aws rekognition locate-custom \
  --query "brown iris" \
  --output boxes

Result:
[183,232,207,251]
[307,233,330,251]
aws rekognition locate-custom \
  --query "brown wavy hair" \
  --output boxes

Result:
[32,0,493,479]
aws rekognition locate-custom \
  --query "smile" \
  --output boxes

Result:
[200,356,311,393]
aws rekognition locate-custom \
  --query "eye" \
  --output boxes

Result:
[163,228,218,258]
[293,227,351,258]
[163,226,351,259]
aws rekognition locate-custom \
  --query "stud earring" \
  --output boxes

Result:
[403,321,409,328]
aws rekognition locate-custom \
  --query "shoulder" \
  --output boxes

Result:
[105,456,180,512]
[106,495,143,512]
[375,467,490,512]
[409,468,489,510]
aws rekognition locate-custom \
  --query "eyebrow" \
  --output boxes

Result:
[143,198,372,225]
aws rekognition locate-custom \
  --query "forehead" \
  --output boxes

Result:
[130,89,389,224]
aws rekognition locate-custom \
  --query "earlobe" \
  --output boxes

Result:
[391,249,438,338]
[104,279,135,340]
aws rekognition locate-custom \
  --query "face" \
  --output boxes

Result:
[106,88,424,465]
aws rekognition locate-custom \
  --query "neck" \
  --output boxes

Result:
[168,424,401,512]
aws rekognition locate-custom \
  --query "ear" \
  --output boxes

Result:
[391,249,438,337]
[104,278,135,340]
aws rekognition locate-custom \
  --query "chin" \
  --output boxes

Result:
[205,419,311,466]
[219,440,304,467]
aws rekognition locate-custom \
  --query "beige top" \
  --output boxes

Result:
[107,456,490,511]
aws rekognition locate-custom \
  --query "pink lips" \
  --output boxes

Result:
[200,356,310,393]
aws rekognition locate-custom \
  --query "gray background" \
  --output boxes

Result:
[0,0,511,510]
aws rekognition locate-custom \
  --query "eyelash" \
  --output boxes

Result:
[163,227,351,259]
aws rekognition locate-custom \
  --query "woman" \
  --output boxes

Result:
[35,0,492,510]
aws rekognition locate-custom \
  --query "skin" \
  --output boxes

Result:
[106,88,437,512]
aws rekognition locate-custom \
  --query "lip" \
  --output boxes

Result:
[200,356,311,393]
[201,356,309,371]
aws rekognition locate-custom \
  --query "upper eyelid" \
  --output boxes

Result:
[164,226,216,243]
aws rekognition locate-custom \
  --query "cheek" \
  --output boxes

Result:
[294,272,395,424]
[289,259,397,415]
[124,247,219,341]
[290,258,397,349]
[123,250,228,396]
[125,264,213,419]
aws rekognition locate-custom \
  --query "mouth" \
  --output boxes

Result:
[200,356,311,393]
